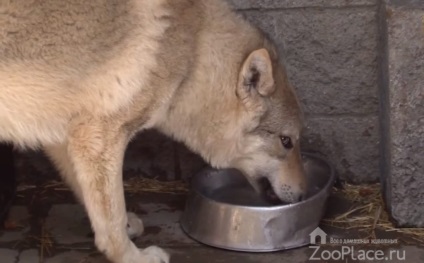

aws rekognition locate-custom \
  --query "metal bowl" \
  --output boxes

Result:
[180,152,335,252]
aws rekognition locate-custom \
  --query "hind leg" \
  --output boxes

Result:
[44,141,145,241]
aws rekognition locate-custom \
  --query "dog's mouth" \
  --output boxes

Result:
[256,177,285,205]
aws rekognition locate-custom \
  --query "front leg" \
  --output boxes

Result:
[66,117,169,263]
[44,143,144,239]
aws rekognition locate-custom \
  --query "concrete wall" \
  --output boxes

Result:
[379,0,424,227]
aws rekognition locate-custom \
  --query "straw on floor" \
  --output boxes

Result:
[322,183,424,243]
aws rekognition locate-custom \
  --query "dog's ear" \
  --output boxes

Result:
[237,48,275,102]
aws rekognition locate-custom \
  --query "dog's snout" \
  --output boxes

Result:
[268,179,307,204]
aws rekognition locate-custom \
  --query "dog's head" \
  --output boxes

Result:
[228,46,306,204]
[158,41,306,204]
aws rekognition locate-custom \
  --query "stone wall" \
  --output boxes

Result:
[379,0,424,227]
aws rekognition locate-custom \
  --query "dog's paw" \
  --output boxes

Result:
[126,212,144,239]
[141,246,170,263]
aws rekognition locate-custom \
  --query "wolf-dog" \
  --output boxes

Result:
[0,0,306,262]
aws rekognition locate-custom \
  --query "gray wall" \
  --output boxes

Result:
[229,0,381,183]
[379,0,424,227]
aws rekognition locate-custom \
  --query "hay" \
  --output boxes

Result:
[37,177,189,195]
[322,183,424,243]
[25,220,54,262]
[123,177,189,194]
[39,222,53,262]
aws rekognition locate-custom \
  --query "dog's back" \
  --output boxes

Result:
[0,0,184,147]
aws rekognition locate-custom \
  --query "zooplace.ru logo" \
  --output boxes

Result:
[308,227,406,261]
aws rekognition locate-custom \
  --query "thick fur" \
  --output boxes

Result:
[0,0,305,262]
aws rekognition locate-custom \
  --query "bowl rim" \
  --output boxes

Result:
[189,152,336,210]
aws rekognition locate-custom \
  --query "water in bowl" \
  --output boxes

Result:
[209,184,280,206]
[208,181,322,207]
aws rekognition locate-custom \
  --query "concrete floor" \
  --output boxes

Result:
[1,186,424,263]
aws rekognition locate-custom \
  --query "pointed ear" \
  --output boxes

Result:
[237,48,275,101]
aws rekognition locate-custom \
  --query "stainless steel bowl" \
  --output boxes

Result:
[180,152,335,252]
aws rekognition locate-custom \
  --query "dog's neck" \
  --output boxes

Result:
[156,2,265,168]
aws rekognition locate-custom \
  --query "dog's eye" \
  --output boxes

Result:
[280,136,293,149]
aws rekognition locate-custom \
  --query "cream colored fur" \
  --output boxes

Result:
[0,0,305,262]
